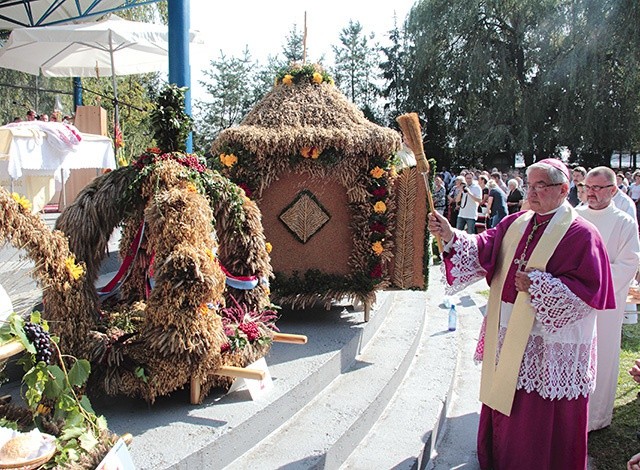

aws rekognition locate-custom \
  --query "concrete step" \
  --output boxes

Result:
[93,291,393,469]
[427,291,485,470]
[223,290,427,470]
[339,286,454,468]
[340,276,486,470]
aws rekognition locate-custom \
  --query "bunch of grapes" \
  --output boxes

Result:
[23,322,53,364]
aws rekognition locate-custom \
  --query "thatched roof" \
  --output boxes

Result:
[212,81,401,158]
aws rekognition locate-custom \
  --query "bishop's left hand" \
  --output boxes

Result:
[515,270,533,293]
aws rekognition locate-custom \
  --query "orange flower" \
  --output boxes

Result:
[372,241,384,256]
[370,166,385,179]
[186,183,197,193]
[301,146,321,159]
[374,201,387,214]
[265,242,272,254]
[312,72,323,84]
[282,74,294,85]
[220,153,238,167]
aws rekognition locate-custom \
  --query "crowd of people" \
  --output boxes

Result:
[10,108,74,124]
[428,159,640,469]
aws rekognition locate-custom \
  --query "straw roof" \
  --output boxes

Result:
[212,81,401,158]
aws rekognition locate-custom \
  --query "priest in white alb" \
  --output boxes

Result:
[576,166,640,431]
[428,159,615,470]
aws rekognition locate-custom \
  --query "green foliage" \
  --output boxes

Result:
[194,49,260,153]
[274,63,334,85]
[0,313,108,467]
[149,84,193,153]
[332,20,382,119]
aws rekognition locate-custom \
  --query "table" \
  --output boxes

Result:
[0,123,115,212]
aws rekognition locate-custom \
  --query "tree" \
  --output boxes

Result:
[379,14,410,124]
[194,48,257,152]
[405,0,640,169]
[332,20,381,119]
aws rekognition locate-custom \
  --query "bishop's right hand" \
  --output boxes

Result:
[428,211,454,244]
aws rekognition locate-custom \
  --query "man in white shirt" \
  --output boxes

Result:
[456,172,483,233]
[613,186,638,226]
[576,166,640,431]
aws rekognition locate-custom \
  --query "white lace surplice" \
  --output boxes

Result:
[447,232,597,400]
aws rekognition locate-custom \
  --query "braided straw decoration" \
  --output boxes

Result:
[392,168,417,288]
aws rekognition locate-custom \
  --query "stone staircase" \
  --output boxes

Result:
[5,208,489,469]
[88,269,487,469]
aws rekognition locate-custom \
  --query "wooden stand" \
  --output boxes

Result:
[0,340,25,361]
[190,332,308,404]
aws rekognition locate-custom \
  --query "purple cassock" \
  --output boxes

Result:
[441,204,615,470]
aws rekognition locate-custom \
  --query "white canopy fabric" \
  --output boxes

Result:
[0,0,145,28]
[0,14,200,131]
[0,15,173,78]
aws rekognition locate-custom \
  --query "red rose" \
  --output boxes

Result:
[370,264,383,278]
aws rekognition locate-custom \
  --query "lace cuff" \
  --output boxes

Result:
[528,270,592,333]
[473,315,487,363]
[442,232,486,295]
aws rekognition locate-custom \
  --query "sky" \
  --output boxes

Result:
[188,0,417,100]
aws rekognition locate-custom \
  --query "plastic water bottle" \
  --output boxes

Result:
[448,305,457,331]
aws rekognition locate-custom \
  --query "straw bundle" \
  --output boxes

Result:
[396,113,442,253]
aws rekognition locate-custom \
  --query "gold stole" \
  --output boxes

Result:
[479,206,576,416]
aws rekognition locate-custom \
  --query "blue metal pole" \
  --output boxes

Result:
[73,77,83,109]
[167,0,193,153]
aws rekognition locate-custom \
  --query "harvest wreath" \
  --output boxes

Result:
[46,85,284,404]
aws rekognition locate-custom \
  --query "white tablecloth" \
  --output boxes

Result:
[0,124,115,211]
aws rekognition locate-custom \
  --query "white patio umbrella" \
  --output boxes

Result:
[0,15,198,131]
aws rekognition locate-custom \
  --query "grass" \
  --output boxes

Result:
[589,321,640,469]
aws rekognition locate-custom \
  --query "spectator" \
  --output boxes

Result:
[448,176,464,226]
[568,166,587,206]
[628,171,640,222]
[506,178,525,215]
[433,175,447,215]
[456,172,483,234]
[26,109,37,121]
[491,171,508,193]
[486,179,508,228]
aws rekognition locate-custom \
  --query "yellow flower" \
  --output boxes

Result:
[265,242,272,254]
[186,183,197,193]
[117,156,128,167]
[282,74,294,85]
[370,166,385,179]
[372,241,384,256]
[312,72,323,84]
[205,248,215,262]
[389,166,398,178]
[220,153,238,168]
[198,303,210,316]
[328,77,335,86]
[65,255,84,281]
[11,193,32,212]
[374,201,387,214]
